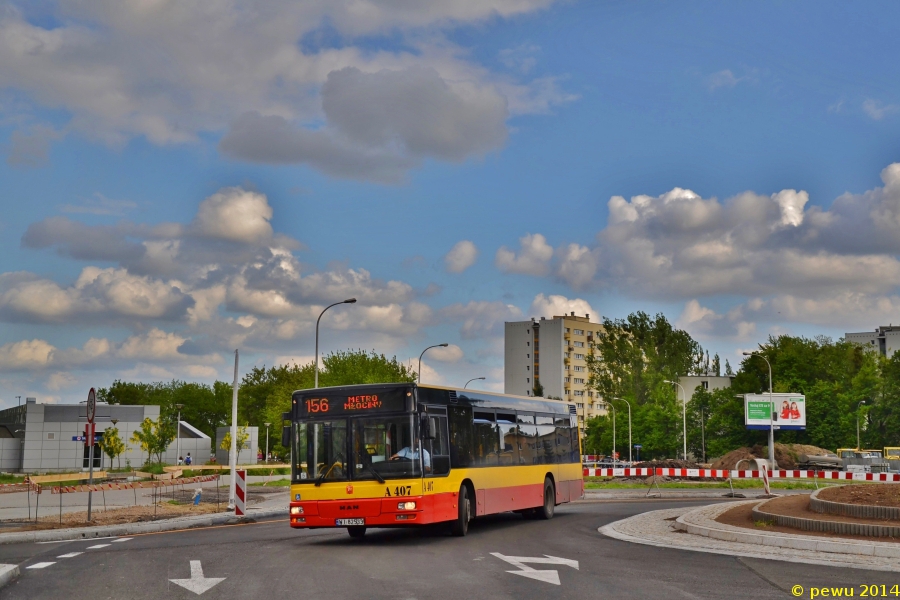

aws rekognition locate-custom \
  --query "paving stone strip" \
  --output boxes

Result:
[810,487,900,520]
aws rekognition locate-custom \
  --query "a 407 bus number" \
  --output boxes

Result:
[385,486,412,497]
[305,399,329,413]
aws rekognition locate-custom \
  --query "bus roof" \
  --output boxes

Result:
[292,382,574,415]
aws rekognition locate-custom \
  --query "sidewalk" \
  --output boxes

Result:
[0,489,288,545]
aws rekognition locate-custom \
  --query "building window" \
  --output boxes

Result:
[564,377,570,383]
[574,353,584,359]
[577,403,584,408]
[527,341,530,346]
[527,378,530,383]
[702,381,709,390]
[564,352,570,358]
[526,366,530,371]
[573,366,584,372]
[573,341,584,348]
[574,329,584,335]
[574,390,584,396]
[526,329,530,334]
[565,328,570,333]
[527,354,530,358]
[574,378,584,384]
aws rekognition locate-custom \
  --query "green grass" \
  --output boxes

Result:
[753,520,775,528]
[249,479,291,487]
[0,474,25,484]
[139,463,167,475]
[167,500,180,505]
[245,467,290,476]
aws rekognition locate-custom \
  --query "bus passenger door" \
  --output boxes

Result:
[423,406,450,477]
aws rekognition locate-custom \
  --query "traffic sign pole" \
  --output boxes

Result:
[86,388,96,522]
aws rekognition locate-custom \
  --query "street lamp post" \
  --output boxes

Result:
[174,403,183,466]
[464,377,486,389]
[264,422,271,463]
[418,344,449,383]
[664,380,687,461]
[315,299,357,389]
[602,401,616,466]
[856,401,867,450]
[743,351,775,469]
[614,397,632,463]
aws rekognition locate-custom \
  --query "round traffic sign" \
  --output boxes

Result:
[86,388,96,423]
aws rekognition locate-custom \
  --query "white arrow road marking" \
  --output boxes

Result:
[490,553,579,585]
[169,561,225,595]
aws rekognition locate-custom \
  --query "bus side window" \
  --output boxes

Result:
[555,416,571,464]
[473,411,498,466]
[448,406,474,468]
[496,412,518,466]
[428,414,450,476]
[535,416,555,465]
[517,413,536,465]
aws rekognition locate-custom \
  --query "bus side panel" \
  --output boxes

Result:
[484,483,544,513]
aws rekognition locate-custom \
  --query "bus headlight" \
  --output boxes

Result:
[398,501,416,510]
[290,506,304,515]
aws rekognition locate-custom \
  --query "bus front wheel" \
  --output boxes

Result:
[451,486,472,536]
[537,478,555,520]
[347,526,366,539]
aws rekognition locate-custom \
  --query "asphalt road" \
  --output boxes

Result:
[1,500,897,599]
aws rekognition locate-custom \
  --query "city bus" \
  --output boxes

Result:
[284,383,583,538]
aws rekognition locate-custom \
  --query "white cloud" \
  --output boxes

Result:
[444,240,479,273]
[554,243,599,289]
[192,188,273,243]
[705,68,758,91]
[495,233,553,276]
[863,99,900,121]
[0,2,568,180]
[428,344,464,363]
[529,293,596,321]
[0,339,55,370]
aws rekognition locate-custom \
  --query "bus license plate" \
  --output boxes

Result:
[336,518,365,526]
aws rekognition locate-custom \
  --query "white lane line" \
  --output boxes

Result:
[57,552,83,558]
[86,544,110,549]
[112,538,132,542]
[26,562,55,569]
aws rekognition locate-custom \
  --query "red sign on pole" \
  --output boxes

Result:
[84,423,95,446]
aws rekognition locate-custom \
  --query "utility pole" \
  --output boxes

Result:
[228,350,239,510]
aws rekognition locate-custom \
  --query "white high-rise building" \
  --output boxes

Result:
[505,312,605,436]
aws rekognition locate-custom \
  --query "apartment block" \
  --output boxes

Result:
[846,326,900,359]
[505,311,605,437]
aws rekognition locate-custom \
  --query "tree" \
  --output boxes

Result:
[220,426,250,464]
[712,353,721,377]
[98,427,126,469]
[532,380,544,397]
[724,359,734,376]
[129,417,176,465]
[130,418,156,466]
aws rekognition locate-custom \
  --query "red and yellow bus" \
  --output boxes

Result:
[285,383,583,537]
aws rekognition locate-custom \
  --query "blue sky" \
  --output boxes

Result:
[1,1,899,404]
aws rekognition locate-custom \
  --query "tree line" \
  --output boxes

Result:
[582,312,899,460]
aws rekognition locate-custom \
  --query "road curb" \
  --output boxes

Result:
[810,486,900,520]
[675,502,900,558]
[0,564,19,590]
[0,506,287,545]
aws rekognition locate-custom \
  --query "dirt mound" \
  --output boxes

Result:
[710,443,833,470]
[820,484,900,508]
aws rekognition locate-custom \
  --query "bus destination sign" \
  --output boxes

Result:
[295,388,409,417]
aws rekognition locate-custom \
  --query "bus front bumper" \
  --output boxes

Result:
[289,494,457,528]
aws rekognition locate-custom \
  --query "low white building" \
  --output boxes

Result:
[846,326,900,359]
[0,399,211,473]
[678,375,735,396]
[215,426,259,465]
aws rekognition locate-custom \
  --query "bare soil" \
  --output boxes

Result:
[715,496,900,543]
[819,484,900,508]
[3,502,227,532]
[710,443,832,470]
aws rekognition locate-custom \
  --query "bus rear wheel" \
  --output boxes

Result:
[450,486,472,537]
[347,526,366,539]
[537,478,555,520]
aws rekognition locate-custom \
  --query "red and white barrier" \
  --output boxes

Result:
[583,467,900,482]
[234,469,246,516]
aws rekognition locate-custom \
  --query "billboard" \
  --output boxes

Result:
[744,393,806,430]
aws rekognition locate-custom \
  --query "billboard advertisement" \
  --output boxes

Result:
[744,393,806,430]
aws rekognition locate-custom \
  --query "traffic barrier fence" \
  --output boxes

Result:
[584,467,900,482]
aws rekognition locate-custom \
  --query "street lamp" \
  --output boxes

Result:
[174,404,184,466]
[663,380,687,461]
[613,397,632,463]
[314,298,357,388]
[418,344,448,384]
[464,377,486,389]
[856,401,866,450]
[264,422,271,463]
[601,400,616,466]
[743,351,775,469]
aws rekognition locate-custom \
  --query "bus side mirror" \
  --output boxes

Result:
[281,425,291,448]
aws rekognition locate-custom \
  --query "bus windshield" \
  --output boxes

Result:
[293,415,423,483]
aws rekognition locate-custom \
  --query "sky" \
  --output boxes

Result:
[1,0,900,405]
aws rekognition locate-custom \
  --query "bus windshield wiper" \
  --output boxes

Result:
[364,464,385,484]
[314,470,326,487]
